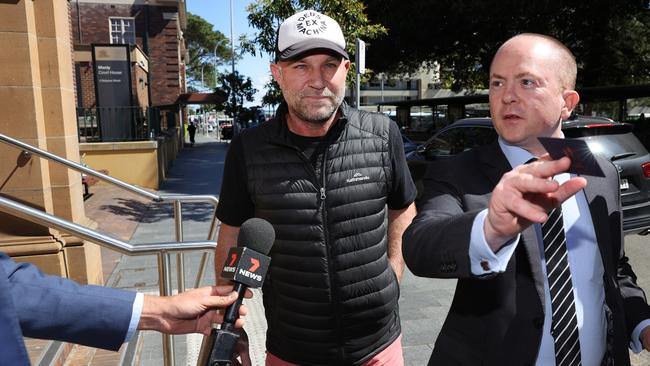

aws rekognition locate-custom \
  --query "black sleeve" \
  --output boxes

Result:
[387,121,417,209]
[216,135,255,226]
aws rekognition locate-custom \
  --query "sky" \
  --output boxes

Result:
[186,0,271,106]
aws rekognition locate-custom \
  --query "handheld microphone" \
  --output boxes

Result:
[206,217,274,366]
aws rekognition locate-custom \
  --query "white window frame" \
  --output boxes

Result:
[109,17,136,45]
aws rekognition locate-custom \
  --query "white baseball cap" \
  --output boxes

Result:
[276,10,349,61]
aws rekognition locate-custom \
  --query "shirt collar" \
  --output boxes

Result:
[498,137,536,169]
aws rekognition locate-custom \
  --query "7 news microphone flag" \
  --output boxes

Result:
[206,218,275,366]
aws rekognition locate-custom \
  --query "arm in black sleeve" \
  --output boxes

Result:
[216,135,255,226]
[387,121,417,209]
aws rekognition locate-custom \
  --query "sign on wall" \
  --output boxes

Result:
[92,44,133,141]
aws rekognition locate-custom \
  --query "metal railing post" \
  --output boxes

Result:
[174,200,186,293]
[158,252,174,366]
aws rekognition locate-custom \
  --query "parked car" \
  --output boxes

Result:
[408,116,650,234]
[402,134,420,158]
[220,122,233,140]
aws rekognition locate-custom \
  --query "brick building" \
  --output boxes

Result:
[71,0,188,138]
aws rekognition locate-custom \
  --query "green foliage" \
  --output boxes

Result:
[185,13,234,88]
[218,71,258,120]
[365,0,650,91]
[261,78,284,106]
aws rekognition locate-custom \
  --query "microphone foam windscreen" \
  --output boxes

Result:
[237,218,275,255]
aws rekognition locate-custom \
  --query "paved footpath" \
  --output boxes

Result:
[97,132,650,365]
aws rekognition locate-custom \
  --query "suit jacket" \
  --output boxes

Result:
[403,141,650,366]
[0,252,136,365]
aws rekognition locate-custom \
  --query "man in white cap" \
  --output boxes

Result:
[215,9,416,366]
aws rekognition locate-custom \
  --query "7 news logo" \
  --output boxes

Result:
[222,252,263,282]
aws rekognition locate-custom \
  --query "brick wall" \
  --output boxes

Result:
[147,6,182,106]
[71,3,147,49]
[70,3,183,107]
[78,63,96,108]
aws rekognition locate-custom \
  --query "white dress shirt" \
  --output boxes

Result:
[125,292,144,342]
[468,137,647,365]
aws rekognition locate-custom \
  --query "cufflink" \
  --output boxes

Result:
[480,260,491,271]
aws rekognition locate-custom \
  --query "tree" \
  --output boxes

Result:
[261,79,283,106]
[242,0,388,104]
[185,13,234,89]
[364,0,650,91]
[218,71,258,121]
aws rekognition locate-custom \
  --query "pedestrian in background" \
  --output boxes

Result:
[403,33,650,365]
[214,9,416,366]
[188,121,197,146]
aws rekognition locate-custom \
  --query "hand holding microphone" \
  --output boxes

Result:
[205,218,275,366]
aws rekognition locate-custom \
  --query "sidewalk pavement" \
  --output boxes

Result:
[32,131,650,365]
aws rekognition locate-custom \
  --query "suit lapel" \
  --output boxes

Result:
[477,141,511,187]
[478,142,547,308]
[522,226,546,310]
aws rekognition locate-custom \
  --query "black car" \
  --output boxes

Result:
[402,134,420,157]
[408,117,650,234]
[220,122,233,140]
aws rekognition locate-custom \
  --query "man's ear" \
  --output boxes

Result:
[561,90,580,120]
[270,63,283,87]
[343,59,351,72]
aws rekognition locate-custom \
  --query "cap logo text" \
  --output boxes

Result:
[296,12,328,36]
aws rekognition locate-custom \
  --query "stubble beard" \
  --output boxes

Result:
[287,88,344,125]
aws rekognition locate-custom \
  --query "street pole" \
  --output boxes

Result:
[213,45,220,140]
[201,64,205,88]
[355,39,366,109]
[213,45,219,87]
[380,73,385,103]
[230,0,238,136]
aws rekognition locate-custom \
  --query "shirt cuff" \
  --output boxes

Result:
[469,209,519,275]
[125,292,144,342]
[630,319,650,353]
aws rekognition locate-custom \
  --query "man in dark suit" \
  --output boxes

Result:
[403,33,650,365]
[0,251,249,365]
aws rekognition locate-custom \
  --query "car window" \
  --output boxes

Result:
[426,126,498,157]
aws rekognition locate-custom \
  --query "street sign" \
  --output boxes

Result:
[356,38,366,74]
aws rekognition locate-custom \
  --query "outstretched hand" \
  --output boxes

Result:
[138,285,252,335]
[484,156,587,251]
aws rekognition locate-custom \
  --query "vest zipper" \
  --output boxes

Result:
[280,140,343,363]
[318,148,344,364]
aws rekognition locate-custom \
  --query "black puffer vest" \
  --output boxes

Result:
[240,103,401,365]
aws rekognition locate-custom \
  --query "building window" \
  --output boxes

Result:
[109,17,135,45]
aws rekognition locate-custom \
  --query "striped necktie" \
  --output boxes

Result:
[543,206,582,366]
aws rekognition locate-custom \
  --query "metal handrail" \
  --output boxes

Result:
[0,196,216,255]
[0,133,222,366]
[0,133,220,238]
[0,195,216,366]
[0,133,219,284]
[0,133,160,201]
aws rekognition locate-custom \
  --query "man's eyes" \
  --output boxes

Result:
[490,80,503,88]
[521,79,536,87]
[291,63,339,72]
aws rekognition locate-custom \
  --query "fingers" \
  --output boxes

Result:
[485,156,586,247]
[550,177,587,204]
[200,290,239,308]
